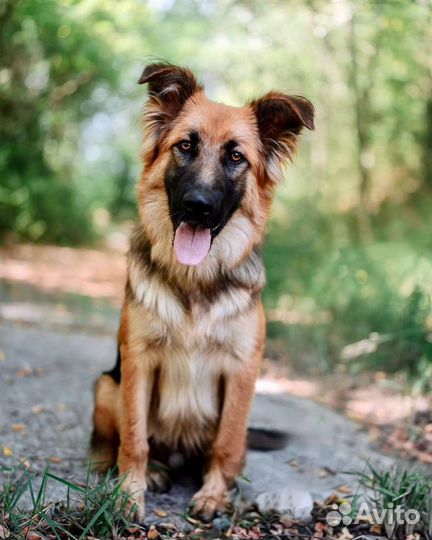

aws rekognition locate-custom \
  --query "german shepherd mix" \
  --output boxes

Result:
[90,63,314,520]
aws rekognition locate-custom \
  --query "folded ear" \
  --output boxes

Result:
[138,62,202,120]
[251,92,314,181]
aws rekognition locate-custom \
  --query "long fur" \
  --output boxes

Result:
[90,63,314,520]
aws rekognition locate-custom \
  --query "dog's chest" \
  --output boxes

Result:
[145,289,257,450]
[150,347,220,449]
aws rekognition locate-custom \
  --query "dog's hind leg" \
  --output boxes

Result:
[90,373,120,473]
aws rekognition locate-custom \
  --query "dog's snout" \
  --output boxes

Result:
[182,189,220,220]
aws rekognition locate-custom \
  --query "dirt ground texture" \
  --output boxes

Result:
[0,243,430,532]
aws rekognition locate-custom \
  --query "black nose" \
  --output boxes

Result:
[182,189,216,219]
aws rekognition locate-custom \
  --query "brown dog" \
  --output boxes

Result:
[90,63,314,520]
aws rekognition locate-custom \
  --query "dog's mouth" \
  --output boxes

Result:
[173,222,212,266]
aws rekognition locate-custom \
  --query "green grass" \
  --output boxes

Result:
[2,462,432,539]
[0,466,138,540]
[347,462,432,539]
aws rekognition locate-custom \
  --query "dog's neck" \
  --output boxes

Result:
[127,220,265,300]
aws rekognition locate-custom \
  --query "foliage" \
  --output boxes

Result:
[1,0,432,383]
[263,200,432,383]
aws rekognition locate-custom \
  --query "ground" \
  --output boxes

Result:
[0,243,430,538]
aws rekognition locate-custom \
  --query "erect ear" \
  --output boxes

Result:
[251,92,314,181]
[138,62,202,120]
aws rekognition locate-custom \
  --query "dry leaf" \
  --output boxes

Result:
[2,447,13,457]
[16,367,33,378]
[11,423,25,432]
[337,484,352,494]
[48,456,63,464]
[153,508,167,517]
[288,458,300,468]
[147,525,159,539]
[185,515,212,527]
[31,405,45,414]
[313,522,326,538]
[339,527,353,539]
[0,524,10,539]
[0,351,6,361]
[159,522,176,531]
[126,526,141,534]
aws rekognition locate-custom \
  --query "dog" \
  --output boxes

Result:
[90,62,314,521]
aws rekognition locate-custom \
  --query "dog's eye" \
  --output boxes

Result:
[178,140,192,152]
[230,150,243,163]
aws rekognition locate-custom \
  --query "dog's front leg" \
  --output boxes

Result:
[118,335,153,521]
[192,348,262,519]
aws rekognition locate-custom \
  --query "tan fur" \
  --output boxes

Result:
[91,63,314,520]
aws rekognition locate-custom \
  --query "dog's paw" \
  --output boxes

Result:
[120,490,145,522]
[118,479,146,522]
[191,488,230,521]
[146,467,171,493]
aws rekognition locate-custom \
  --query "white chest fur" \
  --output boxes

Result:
[150,347,220,449]
[129,265,260,450]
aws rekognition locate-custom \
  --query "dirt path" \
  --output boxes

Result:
[0,319,397,525]
[0,244,415,529]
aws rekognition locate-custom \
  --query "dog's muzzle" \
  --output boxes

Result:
[172,187,223,267]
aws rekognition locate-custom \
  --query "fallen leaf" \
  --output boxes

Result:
[31,405,45,415]
[2,447,13,457]
[153,508,167,517]
[288,458,300,468]
[313,522,326,539]
[337,484,352,494]
[0,351,5,361]
[339,527,353,539]
[27,533,44,540]
[48,456,63,464]
[370,524,382,534]
[0,524,10,539]
[16,367,33,378]
[159,522,176,531]
[126,526,141,534]
[185,515,211,528]
[11,423,25,432]
[147,525,159,539]
[270,524,284,535]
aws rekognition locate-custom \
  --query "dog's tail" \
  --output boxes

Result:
[247,427,289,451]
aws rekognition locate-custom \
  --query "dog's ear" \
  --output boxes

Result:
[138,62,202,119]
[251,92,314,181]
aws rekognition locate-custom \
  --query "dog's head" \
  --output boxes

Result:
[137,63,314,271]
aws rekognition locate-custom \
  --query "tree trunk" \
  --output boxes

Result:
[348,9,373,242]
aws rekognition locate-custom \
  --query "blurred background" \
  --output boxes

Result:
[1,0,432,459]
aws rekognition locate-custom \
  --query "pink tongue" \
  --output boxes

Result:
[174,222,211,266]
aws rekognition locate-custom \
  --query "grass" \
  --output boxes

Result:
[0,466,138,540]
[345,462,432,539]
[1,462,432,539]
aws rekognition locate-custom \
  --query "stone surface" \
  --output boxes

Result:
[0,321,395,526]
